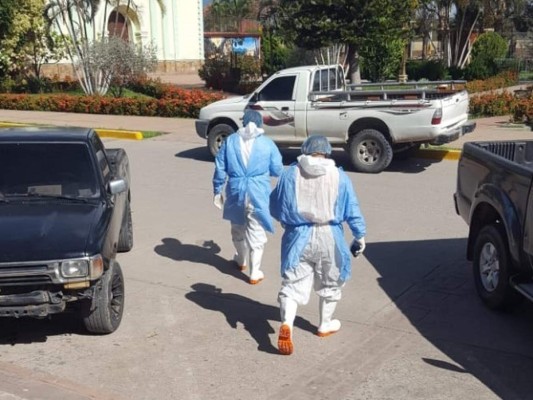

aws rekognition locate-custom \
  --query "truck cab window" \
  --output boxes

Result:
[313,68,343,91]
[96,150,111,181]
[0,143,98,198]
[92,135,111,181]
[258,76,296,101]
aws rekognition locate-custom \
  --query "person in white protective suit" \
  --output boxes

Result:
[269,135,366,355]
[213,109,283,284]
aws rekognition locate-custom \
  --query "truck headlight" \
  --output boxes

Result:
[60,259,89,278]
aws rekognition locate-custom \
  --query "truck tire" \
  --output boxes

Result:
[117,201,133,252]
[472,224,521,310]
[348,129,393,173]
[393,143,421,160]
[208,124,234,157]
[83,261,125,334]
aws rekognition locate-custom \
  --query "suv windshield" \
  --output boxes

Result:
[0,143,99,199]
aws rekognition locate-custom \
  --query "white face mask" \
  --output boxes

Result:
[297,154,335,177]
[237,122,264,140]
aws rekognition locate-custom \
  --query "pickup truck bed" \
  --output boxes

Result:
[455,140,533,309]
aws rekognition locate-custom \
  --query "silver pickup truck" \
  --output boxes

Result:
[196,64,475,173]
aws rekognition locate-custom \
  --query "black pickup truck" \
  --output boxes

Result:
[0,127,133,333]
[455,140,533,310]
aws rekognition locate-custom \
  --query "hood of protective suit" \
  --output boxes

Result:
[237,122,264,140]
[297,154,336,177]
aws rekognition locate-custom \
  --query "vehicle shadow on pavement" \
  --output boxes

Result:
[185,283,314,354]
[175,148,214,163]
[0,314,88,345]
[363,237,533,399]
[281,148,440,173]
[175,146,440,174]
[154,238,249,282]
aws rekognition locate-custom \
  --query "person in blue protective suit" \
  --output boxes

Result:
[270,135,366,355]
[213,109,283,284]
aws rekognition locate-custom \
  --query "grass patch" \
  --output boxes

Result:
[141,131,163,139]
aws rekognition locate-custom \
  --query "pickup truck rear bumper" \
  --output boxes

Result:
[431,121,476,145]
[195,120,209,139]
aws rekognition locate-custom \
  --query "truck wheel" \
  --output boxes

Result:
[348,129,393,173]
[83,261,125,334]
[473,225,520,310]
[118,201,133,252]
[392,143,421,160]
[208,124,234,157]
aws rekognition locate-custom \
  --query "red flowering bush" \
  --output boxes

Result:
[466,70,519,94]
[0,88,225,118]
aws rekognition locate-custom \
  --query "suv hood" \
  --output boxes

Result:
[0,203,102,262]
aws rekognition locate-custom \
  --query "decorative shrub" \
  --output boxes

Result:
[466,32,508,80]
[0,89,225,118]
[198,53,261,94]
[466,70,519,93]
[406,59,447,81]
[198,53,232,91]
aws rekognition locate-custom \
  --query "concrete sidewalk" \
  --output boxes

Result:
[0,109,532,152]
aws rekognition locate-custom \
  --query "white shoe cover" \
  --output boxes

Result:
[280,298,298,328]
[318,299,341,336]
[233,242,249,268]
[318,319,341,336]
[249,269,264,284]
[249,248,264,282]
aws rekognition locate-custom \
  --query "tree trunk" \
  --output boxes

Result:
[346,44,361,84]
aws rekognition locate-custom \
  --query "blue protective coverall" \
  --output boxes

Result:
[213,129,283,283]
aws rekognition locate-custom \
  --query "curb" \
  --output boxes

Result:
[415,149,462,160]
[94,129,143,140]
[0,122,143,140]
[415,148,462,161]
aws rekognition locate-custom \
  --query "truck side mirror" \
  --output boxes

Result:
[109,179,127,195]
[250,92,259,102]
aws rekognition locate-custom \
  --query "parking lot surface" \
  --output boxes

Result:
[1,121,533,400]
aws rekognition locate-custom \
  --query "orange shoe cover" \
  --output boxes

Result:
[249,277,264,285]
[278,324,293,355]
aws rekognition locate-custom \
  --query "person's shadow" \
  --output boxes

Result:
[154,238,248,282]
[185,283,315,354]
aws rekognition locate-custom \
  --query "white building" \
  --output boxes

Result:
[44,0,204,77]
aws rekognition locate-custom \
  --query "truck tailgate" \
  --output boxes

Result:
[441,90,469,127]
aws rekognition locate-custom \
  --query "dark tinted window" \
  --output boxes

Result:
[91,134,110,180]
[258,76,296,101]
[0,143,99,198]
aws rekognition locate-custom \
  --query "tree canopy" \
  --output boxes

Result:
[275,0,419,81]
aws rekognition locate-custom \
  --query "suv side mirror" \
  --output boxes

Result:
[109,179,127,195]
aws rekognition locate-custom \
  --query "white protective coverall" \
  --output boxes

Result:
[270,137,366,355]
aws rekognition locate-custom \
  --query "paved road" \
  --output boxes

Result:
[1,123,533,399]
[1,109,533,150]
